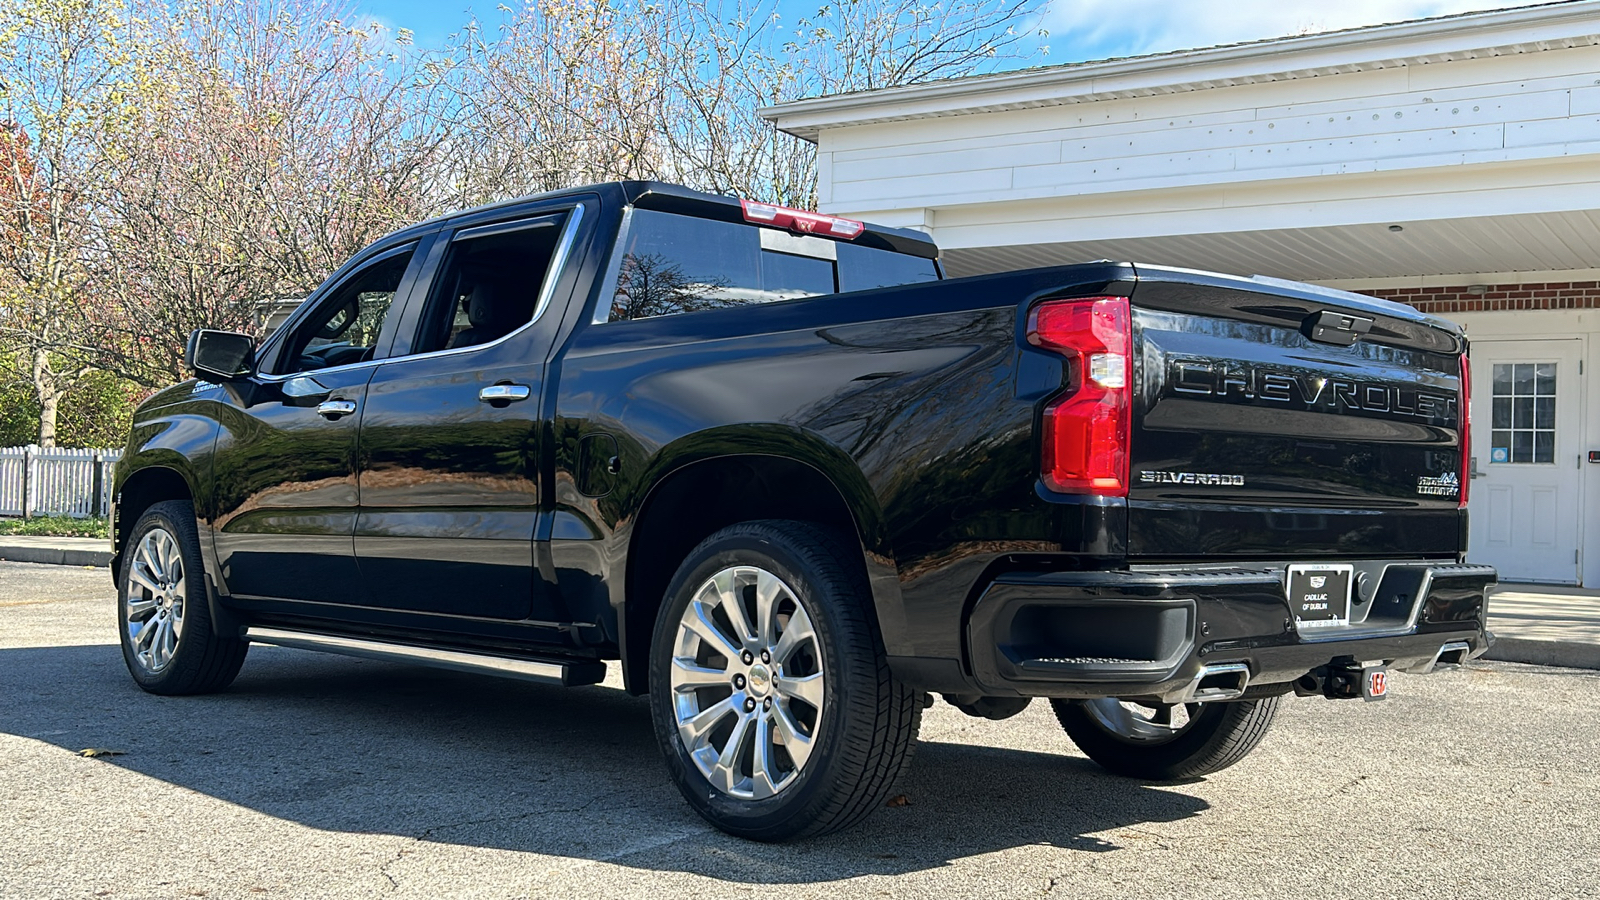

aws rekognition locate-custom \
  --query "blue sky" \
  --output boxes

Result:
[354,0,1529,74]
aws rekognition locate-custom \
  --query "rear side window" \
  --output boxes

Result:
[603,209,938,322]
[414,214,566,355]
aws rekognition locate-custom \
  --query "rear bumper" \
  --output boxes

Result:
[935,562,1495,702]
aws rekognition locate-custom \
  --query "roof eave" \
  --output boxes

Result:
[760,0,1600,142]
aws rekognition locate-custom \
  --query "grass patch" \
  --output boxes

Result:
[0,515,110,539]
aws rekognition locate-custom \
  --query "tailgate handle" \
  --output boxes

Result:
[1303,310,1374,346]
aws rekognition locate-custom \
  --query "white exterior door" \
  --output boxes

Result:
[1467,339,1586,584]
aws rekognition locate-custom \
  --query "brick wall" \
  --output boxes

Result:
[1364,281,1600,314]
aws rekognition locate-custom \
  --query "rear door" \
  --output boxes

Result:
[1467,339,1585,584]
[1126,269,1466,560]
[351,203,589,622]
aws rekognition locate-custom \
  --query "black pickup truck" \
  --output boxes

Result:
[111,181,1495,840]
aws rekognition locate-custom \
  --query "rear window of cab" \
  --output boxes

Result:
[600,209,939,323]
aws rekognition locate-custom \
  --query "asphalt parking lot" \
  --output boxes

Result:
[3,560,1598,900]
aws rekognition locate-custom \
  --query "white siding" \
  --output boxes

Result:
[817,43,1600,248]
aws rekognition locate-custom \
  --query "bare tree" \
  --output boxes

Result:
[649,0,1047,206]
[435,0,670,207]
[440,0,1047,209]
[610,252,733,320]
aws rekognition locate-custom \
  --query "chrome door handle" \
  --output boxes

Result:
[316,399,357,419]
[479,384,531,403]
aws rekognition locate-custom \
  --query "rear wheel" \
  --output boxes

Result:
[1051,696,1279,780]
[119,500,248,695]
[648,520,921,840]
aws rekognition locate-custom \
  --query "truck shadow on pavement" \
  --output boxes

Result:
[6,642,1209,883]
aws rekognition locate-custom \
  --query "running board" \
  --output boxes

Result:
[242,626,606,687]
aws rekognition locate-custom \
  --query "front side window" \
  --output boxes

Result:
[279,248,414,374]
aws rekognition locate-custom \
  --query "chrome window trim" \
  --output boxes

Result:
[591,206,637,325]
[256,204,585,381]
[256,357,384,384]
[530,204,584,325]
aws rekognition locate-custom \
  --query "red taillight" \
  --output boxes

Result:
[1459,352,1471,509]
[1027,297,1132,496]
[739,198,864,239]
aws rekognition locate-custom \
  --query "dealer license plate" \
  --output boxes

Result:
[1286,563,1354,630]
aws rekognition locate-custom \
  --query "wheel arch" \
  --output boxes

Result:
[112,463,195,581]
[617,431,905,695]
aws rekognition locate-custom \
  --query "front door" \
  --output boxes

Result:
[211,243,422,602]
[1467,338,1586,584]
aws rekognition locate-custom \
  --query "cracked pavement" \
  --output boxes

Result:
[2,560,1598,899]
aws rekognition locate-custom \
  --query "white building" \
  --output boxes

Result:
[763,1,1600,586]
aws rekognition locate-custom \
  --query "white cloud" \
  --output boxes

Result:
[1042,0,1529,60]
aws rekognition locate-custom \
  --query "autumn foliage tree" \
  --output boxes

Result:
[93,0,457,385]
[0,0,1047,444]
[0,0,137,446]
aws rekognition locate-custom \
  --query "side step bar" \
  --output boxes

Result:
[243,626,606,687]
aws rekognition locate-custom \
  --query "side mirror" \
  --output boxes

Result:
[185,329,255,382]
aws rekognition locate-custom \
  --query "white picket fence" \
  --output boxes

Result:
[0,445,123,518]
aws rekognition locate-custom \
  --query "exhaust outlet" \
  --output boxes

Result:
[1397,640,1474,675]
[1176,662,1251,703]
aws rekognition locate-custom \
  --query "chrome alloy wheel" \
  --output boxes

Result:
[669,565,825,800]
[124,526,187,674]
[1083,699,1202,744]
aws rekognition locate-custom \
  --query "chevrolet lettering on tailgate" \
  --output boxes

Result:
[1168,358,1458,422]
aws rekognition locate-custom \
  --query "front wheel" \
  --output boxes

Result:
[119,500,248,695]
[1051,696,1280,780]
[648,520,921,841]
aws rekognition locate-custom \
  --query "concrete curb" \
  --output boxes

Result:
[1484,636,1600,670]
[0,544,112,568]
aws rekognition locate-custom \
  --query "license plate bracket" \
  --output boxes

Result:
[1286,563,1354,630]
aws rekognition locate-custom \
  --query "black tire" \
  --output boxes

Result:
[118,499,248,695]
[648,520,921,841]
[1051,696,1280,780]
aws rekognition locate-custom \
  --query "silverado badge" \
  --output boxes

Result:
[1140,471,1246,486]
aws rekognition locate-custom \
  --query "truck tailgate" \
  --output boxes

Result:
[1127,267,1466,560]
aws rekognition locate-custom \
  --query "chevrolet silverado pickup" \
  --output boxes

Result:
[111,181,1496,840]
